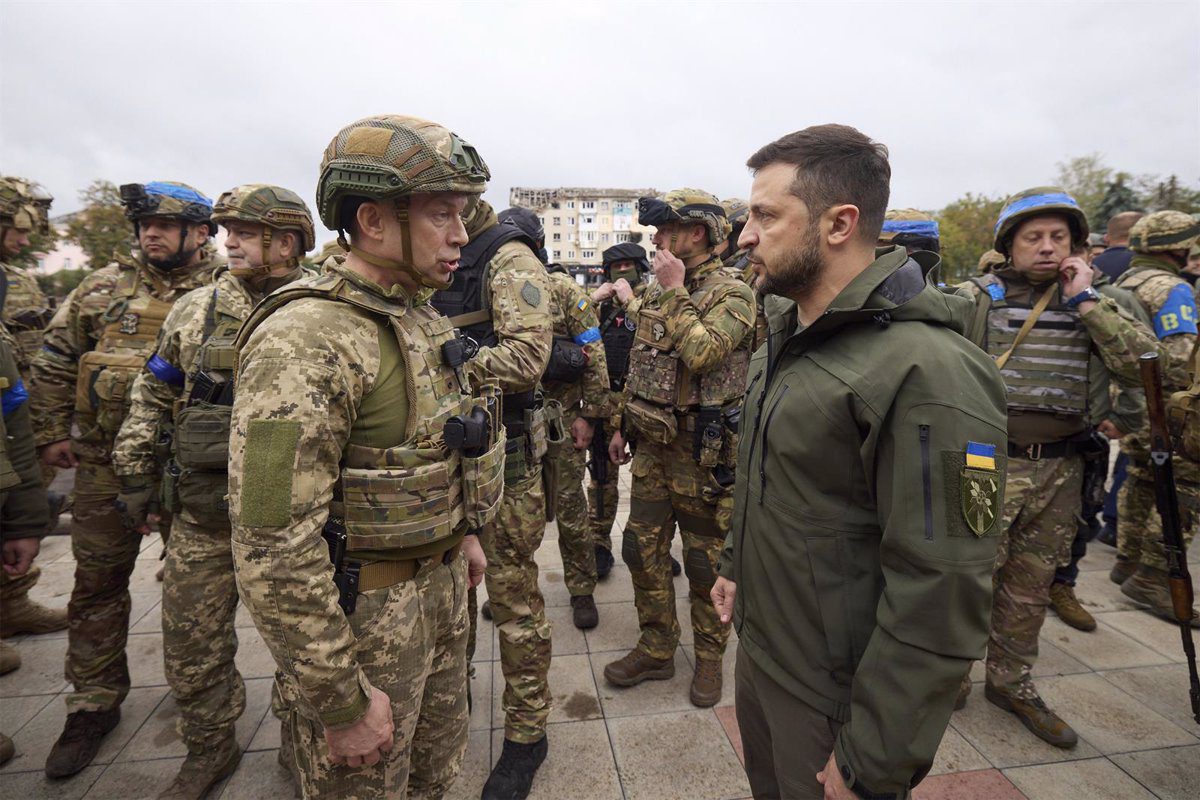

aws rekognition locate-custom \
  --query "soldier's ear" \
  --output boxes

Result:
[355,201,387,245]
[279,231,298,259]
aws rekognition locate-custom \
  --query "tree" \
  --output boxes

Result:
[64,180,132,269]
[35,267,89,298]
[1094,173,1141,231]
[6,226,60,270]
[1054,154,1112,227]
[936,193,1006,284]
[1136,174,1200,214]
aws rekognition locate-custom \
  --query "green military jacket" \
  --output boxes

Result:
[719,247,1008,798]
[1,336,47,540]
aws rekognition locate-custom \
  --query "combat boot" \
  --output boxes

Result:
[595,545,614,580]
[985,684,1077,749]
[571,595,599,629]
[157,737,241,800]
[1109,557,1136,585]
[1050,582,1097,632]
[45,708,121,778]
[604,649,674,687]
[955,677,972,710]
[0,597,67,638]
[481,599,493,621]
[0,641,21,675]
[481,735,547,800]
[670,555,682,577]
[1097,519,1117,547]
[1121,566,1200,627]
[690,657,723,707]
[0,732,14,767]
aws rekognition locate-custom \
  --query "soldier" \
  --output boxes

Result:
[978,248,1007,275]
[498,206,610,630]
[32,181,221,779]
[604,189,754,708]
[952,187,1156,748]
[111,185,316,798]
[587,243,650,578]
[430,195,553,799]
[229,115,501,798]
[1,335,52,766]
[0,176,67,642]
[878,207,940,255]
[1111,211,1200,620]
[720,197,769,356]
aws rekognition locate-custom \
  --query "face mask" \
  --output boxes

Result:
[609,266,639,285]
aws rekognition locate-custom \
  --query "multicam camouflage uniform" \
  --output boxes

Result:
[542,269,609,598]
[230,116,502,799]
[31,222,220,716]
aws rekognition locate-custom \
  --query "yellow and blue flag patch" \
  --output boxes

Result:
[965,441,996,470]
[576,298,590,313]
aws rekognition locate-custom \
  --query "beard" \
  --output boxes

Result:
[756,219,824,298]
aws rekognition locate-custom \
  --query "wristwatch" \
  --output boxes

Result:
[1064,287,1101,308]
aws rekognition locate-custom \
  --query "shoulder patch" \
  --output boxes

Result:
[238,419,301,527]
[1153,282,1198,339]
[520,280,541,309]
[986,283,1006,301]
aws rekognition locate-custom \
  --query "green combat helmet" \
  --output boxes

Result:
[993,186,1088,257]
[0,176,54,236]
[1129,210,1200,255]
[978,249,1006,274]
[638,188,730,254]
[212,184,316,277]
[316,114,490,289]
[879,208,940,254]
[721,197,749,246]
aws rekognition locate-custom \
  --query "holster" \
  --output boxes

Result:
[321,514,360,616]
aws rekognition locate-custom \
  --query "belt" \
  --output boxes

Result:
[1007,440,1078,461]
[355,542,462,592]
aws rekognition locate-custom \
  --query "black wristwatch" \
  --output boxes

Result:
[1064,287,1101,308]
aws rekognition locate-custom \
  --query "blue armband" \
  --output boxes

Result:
[574,327,601,345]
[147,353,186,387]
[1153,283,1198,339]
[2,378,28,417]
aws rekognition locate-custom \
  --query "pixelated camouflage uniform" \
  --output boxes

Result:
[28,247,219,713]
[441,200,554,745]
[619,255,754,664]
[1115,252,1200,571]
[111,264,304,754]
[956,270,1157,696]
[230,258,503,798]
[542,268,609,597]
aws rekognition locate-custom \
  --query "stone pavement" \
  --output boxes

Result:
[3,467,1199,799]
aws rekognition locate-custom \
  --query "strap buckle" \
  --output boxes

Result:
[1025,443,1043,461]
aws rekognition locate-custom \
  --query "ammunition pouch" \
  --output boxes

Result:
[174,402,232,471]
[335,451,463,552]
[1170,387,1200,462]
[694,407,723,467]
[74,351,147,441]
[542,400,568,521]
[462,434,506,530]
[624,398,678,445]
[544,336,588,384]
[625,307,678,406]
[172,462,230,527]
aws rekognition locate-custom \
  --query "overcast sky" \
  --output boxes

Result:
[3,0,1198,241]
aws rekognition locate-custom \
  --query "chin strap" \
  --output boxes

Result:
[228,227,302,278]
[337,197,448,289]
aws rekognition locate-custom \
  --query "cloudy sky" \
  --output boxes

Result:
[3,0,1197,239]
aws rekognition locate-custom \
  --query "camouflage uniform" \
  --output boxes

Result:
[433,200,554,745]
[30,243,219,714]
[542,269,609,597]
[231,116,501,799]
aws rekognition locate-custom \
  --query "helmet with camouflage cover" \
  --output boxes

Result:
[1129,210,1200,255]
[638,188,730,249]
[0,176,54,236]
[120,181,216,236]
[879,208,940,254]
[721,197,749,245]
[316,114,490,287]
[978,249,1006,274]
[993,186,1088,257]
[213,184,316,277]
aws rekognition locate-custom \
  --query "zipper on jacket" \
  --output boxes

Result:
[919,424,933,541]
[758,384,789,501]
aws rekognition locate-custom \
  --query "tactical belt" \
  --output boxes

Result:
[1007,440,1078,461]
[354,542,463,591]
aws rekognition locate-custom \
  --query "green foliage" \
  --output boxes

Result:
[6,227,60,270]
[64,180,132,269]
[35,268,89,298]
[1054,154,1111,225]
[1135,174,1200,214]
[1095,174,1141,229]
[935,193,1006,284]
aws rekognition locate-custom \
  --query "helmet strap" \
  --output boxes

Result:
[337,198,446,290]
[228,228,302,279]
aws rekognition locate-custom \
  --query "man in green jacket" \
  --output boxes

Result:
[711,124,1009,799]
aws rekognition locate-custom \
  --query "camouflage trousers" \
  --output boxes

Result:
[286,555,470,799]
[0,563,41,608]
[548,438,597,596]
[1117,463,1200,573]
[162,516,246,752]
[987,455,1081,698]
[481,467,552,743]
[587,470,621,552]
[64,458,144,713]
[624,434,731,663]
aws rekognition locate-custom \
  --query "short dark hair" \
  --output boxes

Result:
[746,124,891,242]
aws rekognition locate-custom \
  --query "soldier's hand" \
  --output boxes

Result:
[325,686,394,767]
[1098,420,1125,440]
[1059,256,1095,297]
[571,416,594,450]
[462,535,486,588]
[614,278,634,304]
[653,250,686,290]
[591,282,617,303]
[711,576,737,624]
[609,430,630,465]
[114,479,158,536]
[3,537,40,577]
[39,440,78,469]
[816,751,856,799]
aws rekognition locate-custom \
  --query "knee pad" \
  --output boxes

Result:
[621,531,643,570]
[684,547,715,591]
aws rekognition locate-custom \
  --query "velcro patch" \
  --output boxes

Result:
[344,127,394,157]
[239,419,302,527]
[520,280,542,308]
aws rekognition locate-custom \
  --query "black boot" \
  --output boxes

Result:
[1097,519,1117,547]
[481,736,548,800]
[670,555,682,577]
[595,546,614,580]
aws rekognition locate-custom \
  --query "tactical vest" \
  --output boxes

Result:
[972,273,1091,419]
[75,265,174,445]
[236,273,505,554]
[1,266,51,374]
[599,298,636,391]
[624,262,751,445]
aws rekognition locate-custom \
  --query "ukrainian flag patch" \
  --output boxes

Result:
[576,298,589,312]
[965,441,996,470]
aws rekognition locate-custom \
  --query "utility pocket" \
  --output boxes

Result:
[75,351,146,436]
[462,436,505,530]
[340,460,457,551]
[174,402,232,471]
[1170,387,1200,461]
[176,468,231,527]
[624,398,678,445]
[525,405,549,463]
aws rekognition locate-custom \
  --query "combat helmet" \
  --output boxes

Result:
[638,188,730,251]
[317,114,489,288]
[879,208,940,254]
[119,181,216,237]
[993,186,1088,257]
[721,197,749,247]
[601,242,649,280]
[212,184,316,277]
[978,249,1006,274]
[0,176,54,236]
[1129,210,1200,255]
